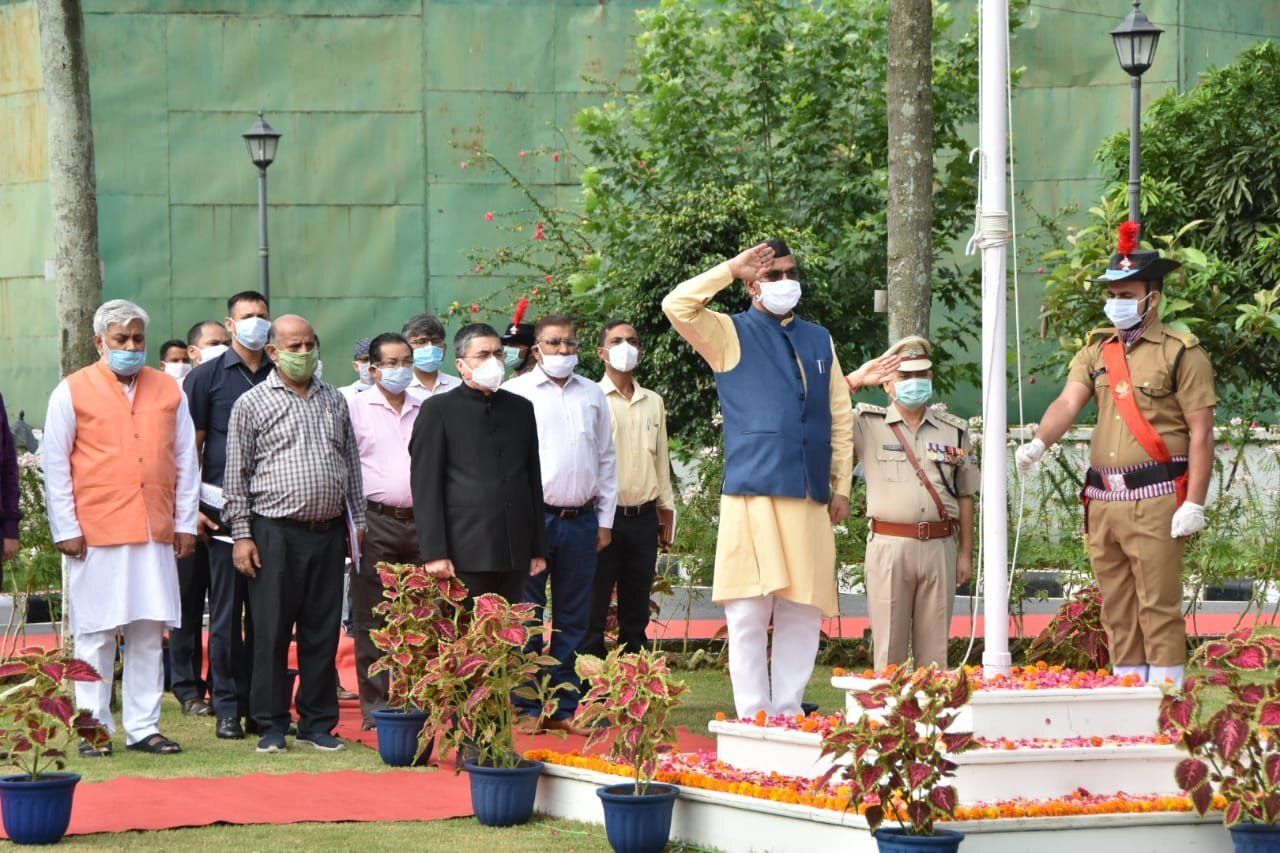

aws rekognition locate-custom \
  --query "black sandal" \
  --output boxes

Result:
[126,733,182,755]
[78,739,112,758]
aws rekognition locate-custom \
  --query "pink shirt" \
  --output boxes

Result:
[347,386,421,508]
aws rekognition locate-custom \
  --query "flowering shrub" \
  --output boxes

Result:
[367,565,467,711]
[817,664,976,836]
[574,647,690,795]
[0,645,109,780]
[1161,627,1280,827]
[1026,585,1110,671]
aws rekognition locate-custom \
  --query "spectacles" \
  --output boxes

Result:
[538,337,579,350]
[377,359,414,369]
[408,337,445,348]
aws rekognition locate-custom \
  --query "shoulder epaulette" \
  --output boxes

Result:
[1086,326,1114,344]
[932,408,968,430]
[1162,326,1200,349]
[854,402,886,417]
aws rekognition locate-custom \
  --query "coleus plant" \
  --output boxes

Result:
[0,645,110,780]
[367,563,467,711]
[1026,585,1111,672]
[574,647,690,796]
[817,664,977,836]
[1161,627,1280,827]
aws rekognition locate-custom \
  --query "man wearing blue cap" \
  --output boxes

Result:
[339,337,376,400]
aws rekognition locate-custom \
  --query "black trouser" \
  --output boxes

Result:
[206,538,254,719]
[170,541,211,703]
[247,516,345,737]
[585,506,659,657]
[352,509,419,723]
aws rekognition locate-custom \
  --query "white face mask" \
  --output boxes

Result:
[315,360,324,381]
[758,278,802,315]
[377,366,414,395]
[198,343,229,364]
[357,363,372,384]
[233,316,270,351]
[606,342,640,373]
[163,362,192,381]
[469,357,505,392]
[1104,295,1152,330]
[540,353,578,379]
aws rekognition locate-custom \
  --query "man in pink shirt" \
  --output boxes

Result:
[346,332,422,729]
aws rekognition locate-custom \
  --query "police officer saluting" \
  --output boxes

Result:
[1015,224,1216,687]
[846,337,976,671]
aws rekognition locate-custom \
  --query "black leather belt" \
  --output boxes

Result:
[367,499,413,520]
[1085,460,1188,492]
[617,500,657,518]
[545,500,595,519]
[256,514,342,532]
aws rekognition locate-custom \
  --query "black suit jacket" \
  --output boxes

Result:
[409,384,547,573]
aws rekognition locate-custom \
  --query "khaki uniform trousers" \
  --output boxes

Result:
[865,533,956,671]
[1087,492,1186,667]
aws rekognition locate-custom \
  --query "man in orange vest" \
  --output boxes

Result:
[42,299,200,756]
[1015,230,1216,687]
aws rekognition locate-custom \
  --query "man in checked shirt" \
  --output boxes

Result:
[223,315,366,754]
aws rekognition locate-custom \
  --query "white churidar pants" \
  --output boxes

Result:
[723,594,821,719]
[74,619,166,745]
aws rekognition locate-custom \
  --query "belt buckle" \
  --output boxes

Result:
[916,522,930,540]
[1105,473,1128,492]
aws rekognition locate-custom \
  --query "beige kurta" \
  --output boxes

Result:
[662,262,854,617]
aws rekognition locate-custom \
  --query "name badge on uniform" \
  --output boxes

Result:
[883,443,903,452]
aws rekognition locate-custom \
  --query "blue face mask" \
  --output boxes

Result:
[504,346,524,368]
[106,348,147,377]
[413,344,444,373]
[377,366,414,395]
[233,316,270,352]
[894,377,932,410]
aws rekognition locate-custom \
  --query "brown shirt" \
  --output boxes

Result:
[1066,321,1216,469]
[853,403,978,523]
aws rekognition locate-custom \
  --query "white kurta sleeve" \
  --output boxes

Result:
[41,381,81,542]
[172,392,200,535]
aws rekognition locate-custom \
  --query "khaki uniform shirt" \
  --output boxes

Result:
[1066,321,1216,469]
[853,403,978,523]
[598,374,676,510]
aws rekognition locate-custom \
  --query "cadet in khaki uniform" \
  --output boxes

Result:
[1016,238,1216,687]
[847,337,977,670]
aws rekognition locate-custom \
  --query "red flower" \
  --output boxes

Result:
[552,151,561,162]
[484,211,494,222]
[470,303,480,313]
[544,275,552,284]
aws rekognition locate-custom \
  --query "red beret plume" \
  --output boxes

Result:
[1117,220,1140,258]
[511,297,529,327]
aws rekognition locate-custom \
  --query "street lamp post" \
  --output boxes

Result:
[1110,0,1163,225]
[242,111,282,302]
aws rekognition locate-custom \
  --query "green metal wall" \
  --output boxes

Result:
[1,0,1277,424]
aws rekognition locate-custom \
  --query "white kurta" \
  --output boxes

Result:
[42,378,199,635]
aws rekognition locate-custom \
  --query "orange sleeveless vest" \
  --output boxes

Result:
[66,361,181,547]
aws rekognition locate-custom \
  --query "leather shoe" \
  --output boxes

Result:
[182,698,213,717]
[536,718,592,737]
[337,684,357,701]
[216,716,245,740]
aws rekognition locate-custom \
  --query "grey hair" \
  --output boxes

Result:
[454,323,500,358]
[93,300,150,336]
[402,313,445,340]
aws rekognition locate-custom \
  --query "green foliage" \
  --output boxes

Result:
[468,0,1023,445]
[1025,585,1109,671]
[1095,41,1280,399]
[4,459,62,595]
[0,647,110,780]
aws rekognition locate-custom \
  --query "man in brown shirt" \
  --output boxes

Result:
[1016,246,1216,686]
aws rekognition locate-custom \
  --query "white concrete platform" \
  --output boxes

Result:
[533,762,1231,853]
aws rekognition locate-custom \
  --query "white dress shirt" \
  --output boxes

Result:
[503,366,618,528]
[406,371,461,400]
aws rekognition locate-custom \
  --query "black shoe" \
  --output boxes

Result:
[181,698,214,717]
[216,716,245,740]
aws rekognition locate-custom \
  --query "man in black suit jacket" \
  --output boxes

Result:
[409,323,547,603]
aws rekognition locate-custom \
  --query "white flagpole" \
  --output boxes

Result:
[978,0,1012,677]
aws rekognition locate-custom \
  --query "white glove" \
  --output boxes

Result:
[1014,438,1045,475]
[1171,501,1206,538]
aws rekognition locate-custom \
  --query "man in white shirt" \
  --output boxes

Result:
[339,337,376,400]
[402,313,461,400]
[503,314,617,734]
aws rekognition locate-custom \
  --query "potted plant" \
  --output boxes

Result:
[1161,627,1280,852]
[573,647,690,853]
[0,645,110,845]
[412,592,566,827]
[1025,584,1110,671]
[366,563,467,766]
[817,664,976,852]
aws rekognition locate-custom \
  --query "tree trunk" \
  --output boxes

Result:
[37,0,102,376]
[886,0,934,344]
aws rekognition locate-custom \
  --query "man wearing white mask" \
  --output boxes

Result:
[847,337,976,670]
[184,290,274,740]
[339,337,376,400]
[43,299,199,756]
[503,314,617,735]
[346,332,422,729]
[159,339,193,382]
[186,320,231,367]
[1014,226,1216,687]
[663,240,853,720]
[402,313,460,400]
[582,321,675,659]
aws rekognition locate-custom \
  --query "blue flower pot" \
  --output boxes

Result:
[873,827,965,853]
[464,759,544,827]
[0,772,81,845]
[596,782,680,853]
[1230,823,1280,853]
[372,708,432,767]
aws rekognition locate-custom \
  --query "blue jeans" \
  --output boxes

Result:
[518,511,598,719]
